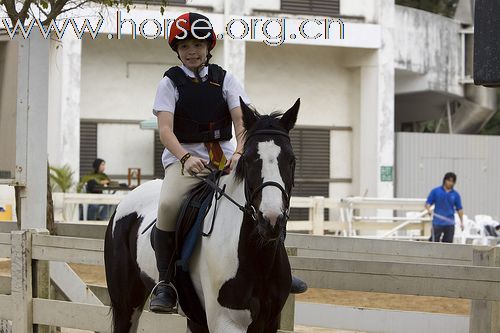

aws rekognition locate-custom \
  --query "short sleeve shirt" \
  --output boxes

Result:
[426,186,463,226]
[152,64,251,168]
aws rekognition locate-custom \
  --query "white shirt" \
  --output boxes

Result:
[152,64,250,168]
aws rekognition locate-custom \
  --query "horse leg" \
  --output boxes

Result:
[263,316,280,333]
[203,291,252,333]
[105,213,147,333]
[187,319,209,333]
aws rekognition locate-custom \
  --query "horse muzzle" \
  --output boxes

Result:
[256,212,287,241]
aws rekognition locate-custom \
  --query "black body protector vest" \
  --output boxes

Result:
[163,64,232,143]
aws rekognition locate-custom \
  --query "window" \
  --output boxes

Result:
[280,0,340,17]
[80,121,97,176]
[289,127,330,219]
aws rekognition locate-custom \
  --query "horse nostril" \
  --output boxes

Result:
[262,212,283,227]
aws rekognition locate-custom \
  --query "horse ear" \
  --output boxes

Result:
[280,98,300,131]
[240,96,258,131]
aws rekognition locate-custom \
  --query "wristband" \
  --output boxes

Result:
[180,152,191,175]
[235,151,243,155]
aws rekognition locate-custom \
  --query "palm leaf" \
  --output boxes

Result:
[49,164,75,193]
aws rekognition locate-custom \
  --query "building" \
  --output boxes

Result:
[1,0,498,218]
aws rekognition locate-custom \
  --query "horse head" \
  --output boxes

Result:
[236,97,300,242]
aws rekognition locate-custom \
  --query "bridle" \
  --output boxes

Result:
[242,129,292,221]
[195,128,293,224]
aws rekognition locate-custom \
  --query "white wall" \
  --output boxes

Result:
[394,5,463,96]
[340,0,378,22]
[97,123,154,176]
[80,34,225,121]
[245,42,355,127]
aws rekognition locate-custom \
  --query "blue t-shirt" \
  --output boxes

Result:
[426,186,463,226]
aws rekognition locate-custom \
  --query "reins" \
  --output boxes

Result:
[192,128,293,231]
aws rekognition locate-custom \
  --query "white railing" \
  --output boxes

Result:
[51,193,434,238]
[339,196,431,238]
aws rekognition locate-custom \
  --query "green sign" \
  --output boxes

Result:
[380,166,393,182]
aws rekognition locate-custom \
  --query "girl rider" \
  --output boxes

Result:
[150,12,307,313]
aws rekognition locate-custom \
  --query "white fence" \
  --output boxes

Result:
[1,221,500,332]
[52,193,432,238]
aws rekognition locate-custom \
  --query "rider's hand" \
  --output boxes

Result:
[184,156,207,175]
[227,152,242,171]
[460,222,464,231]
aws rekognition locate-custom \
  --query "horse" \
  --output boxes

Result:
[104,97,300,333]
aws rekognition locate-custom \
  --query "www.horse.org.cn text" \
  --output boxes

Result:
[1,11,345,46]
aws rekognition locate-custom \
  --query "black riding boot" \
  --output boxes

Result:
[150,226,178,313]
[283,228,308,294]
[290,275,308,294]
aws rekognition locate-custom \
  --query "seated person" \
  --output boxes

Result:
[86,158,112,220]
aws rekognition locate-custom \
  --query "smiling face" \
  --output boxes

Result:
[176,38,209,72]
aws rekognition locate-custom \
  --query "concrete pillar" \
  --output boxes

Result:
[16,30,50,229]
[376,0,395,198]
[223,0,246,85]
[355,0,395,198]
[48,35,82,185]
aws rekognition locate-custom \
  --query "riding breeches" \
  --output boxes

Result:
[157,161,211,232]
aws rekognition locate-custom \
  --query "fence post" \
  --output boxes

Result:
[311,196,325,235]
[470,246,500,333]
[11,230,33,333]
[279,247,297,331]
[32,229,51,333]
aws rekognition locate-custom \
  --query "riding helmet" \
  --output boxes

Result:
[168,12,217,52]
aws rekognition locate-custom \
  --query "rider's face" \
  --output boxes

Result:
[176,39,209,72]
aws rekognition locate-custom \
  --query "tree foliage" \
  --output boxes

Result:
[396,0,460,18]
[0,0,167,27]
[49,164,75,192]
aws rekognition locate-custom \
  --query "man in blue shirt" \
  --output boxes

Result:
[425,172,464,243]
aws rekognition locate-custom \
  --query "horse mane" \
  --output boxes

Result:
[235,108,285,182]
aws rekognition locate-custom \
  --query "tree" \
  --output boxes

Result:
[0,0,167,27]
[396,0,459,18]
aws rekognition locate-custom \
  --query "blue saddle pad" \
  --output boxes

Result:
[176,190,214,272]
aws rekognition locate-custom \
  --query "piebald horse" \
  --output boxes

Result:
[104,98,300,332]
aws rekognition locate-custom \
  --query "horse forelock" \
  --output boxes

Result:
[235,112,291,182]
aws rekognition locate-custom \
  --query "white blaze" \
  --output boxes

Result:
[257,140,284,226]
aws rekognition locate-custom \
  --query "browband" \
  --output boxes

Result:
[245,129,290,141]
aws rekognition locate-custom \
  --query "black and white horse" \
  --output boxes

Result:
[104,98,300,332]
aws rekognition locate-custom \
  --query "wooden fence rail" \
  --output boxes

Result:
[1,225,499,332]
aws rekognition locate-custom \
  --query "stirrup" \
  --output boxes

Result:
[149,280,178,313]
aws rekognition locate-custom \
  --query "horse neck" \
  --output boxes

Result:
[220,173,282,277]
